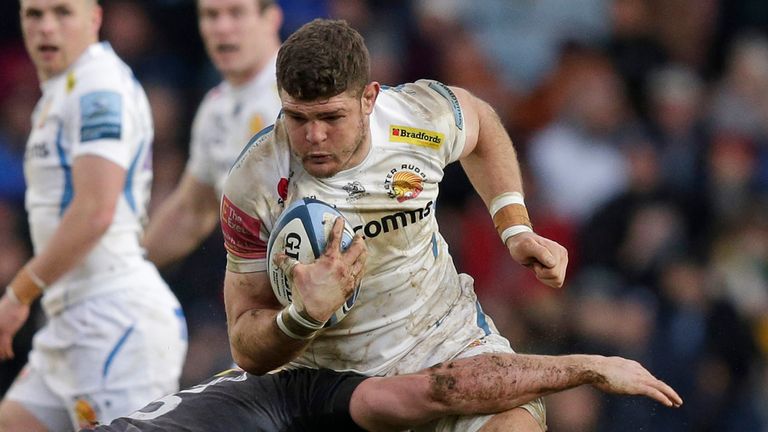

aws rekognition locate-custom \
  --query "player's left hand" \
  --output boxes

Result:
[505,232,568,288]
[274,217,368,323]
[0,291,31,361]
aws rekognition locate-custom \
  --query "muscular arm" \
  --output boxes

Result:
[351,353,683,432]
[25,155,124,293]
[1,156,125,358]
[144,173,220,268]
[453,87,568,288]
[455,86,523,205]
[224,270,310,374]
[225,219,367,374]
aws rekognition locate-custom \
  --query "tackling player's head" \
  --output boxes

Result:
[197,0,282,86]
[20,0,102,82]
[277,19,378,179]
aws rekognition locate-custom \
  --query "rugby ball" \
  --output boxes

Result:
[266,198,360,327]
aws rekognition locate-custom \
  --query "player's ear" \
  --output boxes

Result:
[91,2,103,33]
[361,82,379,115]
[264,3,283,34]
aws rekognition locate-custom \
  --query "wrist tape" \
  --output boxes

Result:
[489,192,533,244]
[8,266,47,305]
[276,304,326,340]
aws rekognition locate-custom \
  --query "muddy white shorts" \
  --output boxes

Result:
[388,275,547,432]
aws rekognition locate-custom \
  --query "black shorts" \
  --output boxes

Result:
[92,368,368,432]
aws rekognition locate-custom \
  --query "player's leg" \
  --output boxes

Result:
[476,398,546,432]
[19,275,187,430]
[0,365,73,432]
[72,274,187,427]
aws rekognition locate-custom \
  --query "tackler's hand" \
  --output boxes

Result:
[588,355,683,408]
[505,232,568,289]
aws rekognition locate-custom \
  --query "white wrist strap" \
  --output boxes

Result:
[286,304,325,330]
[276,304,325,340]
[489,192,533,243]
[489,192,525,217]
[27,268,47,290]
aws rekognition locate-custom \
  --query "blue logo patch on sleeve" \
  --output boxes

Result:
[80,91,122,142]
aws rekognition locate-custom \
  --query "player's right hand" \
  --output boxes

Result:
[589,355,683,408]
[0,291,31,361]
[274,217,367,323]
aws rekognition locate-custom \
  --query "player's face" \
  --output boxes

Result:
[20,0,101,81]
[281,83,380,179]
[198,0,279,85]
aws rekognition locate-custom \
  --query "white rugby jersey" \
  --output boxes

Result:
[24,42,155,311]
[186,55,281,197]
[222,80,493,375]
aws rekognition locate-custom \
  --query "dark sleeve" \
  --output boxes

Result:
[283,368,369,432]
[89,368,369,432]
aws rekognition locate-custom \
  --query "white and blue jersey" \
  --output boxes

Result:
[186,54,281,197]
[24,42,155,313]
[8,42,188,429]
[222,80,509,378]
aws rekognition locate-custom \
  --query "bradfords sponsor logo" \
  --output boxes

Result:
[353,200,433,239]
[385,164,426,202]
[390,125,444,149]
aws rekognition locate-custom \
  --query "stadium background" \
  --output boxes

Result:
[1,0,767,430]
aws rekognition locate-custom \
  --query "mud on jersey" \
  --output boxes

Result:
[221,80,495,375]
[186,55,281,197]
[24,42,155,312]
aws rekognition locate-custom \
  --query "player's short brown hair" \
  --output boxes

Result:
[277,19,370,101]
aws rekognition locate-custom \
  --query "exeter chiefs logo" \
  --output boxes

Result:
[384,164,426,202]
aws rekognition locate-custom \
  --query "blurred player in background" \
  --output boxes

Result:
[143,0,283,268]
[222,19,569,432]
[0,0,187,429]
[91,352,681,432]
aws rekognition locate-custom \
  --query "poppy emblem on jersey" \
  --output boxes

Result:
[73,396,100,428]
[278,177,289,201]
[384,165,426,202]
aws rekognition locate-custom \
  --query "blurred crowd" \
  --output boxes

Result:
[1,0,768,430]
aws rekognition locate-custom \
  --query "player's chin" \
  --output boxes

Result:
[302,161,339,178]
